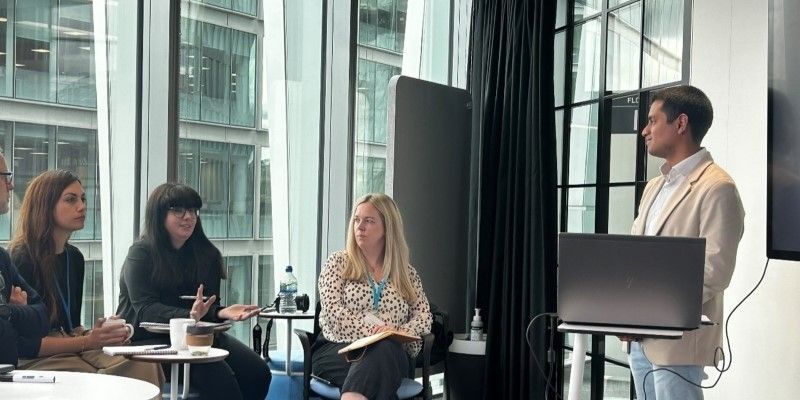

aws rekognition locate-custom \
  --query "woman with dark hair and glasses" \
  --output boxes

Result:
[9,170,163,385]
[116,182,270,400]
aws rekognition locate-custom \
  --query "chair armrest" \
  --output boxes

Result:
[294,329,314,400]
[421,332,435,400]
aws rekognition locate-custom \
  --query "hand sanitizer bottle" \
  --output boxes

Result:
[470,308,483,341]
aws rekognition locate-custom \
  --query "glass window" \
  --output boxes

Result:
[259,148,272,238]
[608,186,635,234]
[221,256,252,346]
[568,103,599,185]
[203,0,232,9]
[200,22,231,124]
[178,138,200,188]
[358,0,378,47]
[15,0,56,103]
[567,187,596,233]
[80,260,103,328]
[0,121,11,240]
[228,143,254,238]
[180,18,201,121]
[556,0,568,29]
[354,156,385,198]
[57,126,99,240]
[57,0,96,107]
[572,18,601,103]
[554,32,566,107]
[13,123,53,206]
[642,0,683,87]
[606,2,642,93]
[229,30,256,127]
[232,0,259,16]
[609,95,639,182]
[574,0,601,21]
[199,140,230,238]
[0,0,13,97]
[556,109,564,184]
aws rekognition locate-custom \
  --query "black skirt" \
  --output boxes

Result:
[311,333,411,400]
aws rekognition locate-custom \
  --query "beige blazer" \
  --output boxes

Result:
[631,152,745,366]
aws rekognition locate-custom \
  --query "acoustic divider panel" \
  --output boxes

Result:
[386,75,472,331]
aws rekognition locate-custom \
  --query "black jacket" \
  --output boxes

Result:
[0,248,49,365]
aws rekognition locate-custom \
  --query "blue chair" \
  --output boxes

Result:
[294,302,435,400]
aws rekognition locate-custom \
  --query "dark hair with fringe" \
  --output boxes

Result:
[140,183,225,287]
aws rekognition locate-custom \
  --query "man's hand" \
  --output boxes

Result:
[189,284,217,322]
[218,304,261,321]
[9,286,27,305]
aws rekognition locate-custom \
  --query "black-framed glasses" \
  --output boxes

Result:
[0,171,12,185]
[168,206,199,218]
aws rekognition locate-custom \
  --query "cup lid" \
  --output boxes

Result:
[186,325,214,335]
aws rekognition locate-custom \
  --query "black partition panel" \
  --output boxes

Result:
[387,75,472,331]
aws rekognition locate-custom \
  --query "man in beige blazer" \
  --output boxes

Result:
[626,85,745,400]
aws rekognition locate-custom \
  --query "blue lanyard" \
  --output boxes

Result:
[366,273,388,311]
[54,249,73,332]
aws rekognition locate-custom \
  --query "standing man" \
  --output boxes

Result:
[627,85,745,399]
[0,150,49,365]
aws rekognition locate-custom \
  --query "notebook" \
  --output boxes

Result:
[557,233,705,334]
[102,345,178,356]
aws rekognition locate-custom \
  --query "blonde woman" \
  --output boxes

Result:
[315,193,432,400]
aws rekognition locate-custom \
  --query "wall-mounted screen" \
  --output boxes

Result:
[768,0,800,261]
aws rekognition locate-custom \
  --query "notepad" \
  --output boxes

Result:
[337,330,421,354]
[102,345,178,356]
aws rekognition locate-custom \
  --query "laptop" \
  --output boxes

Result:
[557,233,705,337]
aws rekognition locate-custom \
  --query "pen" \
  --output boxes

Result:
[180,295,209,301]
[150,345,171,350]
[0,374,56,383]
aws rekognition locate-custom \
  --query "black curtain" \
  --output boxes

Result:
[468,1,557,399]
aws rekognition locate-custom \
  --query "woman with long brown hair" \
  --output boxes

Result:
[9,169,162,385]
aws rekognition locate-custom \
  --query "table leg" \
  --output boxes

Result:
[182,363,191,398]
[286,319,293,377]
[170,363,179,399]
[568,333,587,400]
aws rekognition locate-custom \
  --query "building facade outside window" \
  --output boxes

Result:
[554,0,690,398]
[0,0,104,332]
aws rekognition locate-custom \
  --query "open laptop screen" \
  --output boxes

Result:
[557,233,705,330]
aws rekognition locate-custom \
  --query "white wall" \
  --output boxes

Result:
[691,0,800,398]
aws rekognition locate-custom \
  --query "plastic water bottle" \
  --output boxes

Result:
[279,265,298,314]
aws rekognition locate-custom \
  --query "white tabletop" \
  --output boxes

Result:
[130,347,229,364]
[0,370,160,400]
[258,311,315,320]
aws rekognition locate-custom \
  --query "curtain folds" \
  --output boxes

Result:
[468,0,557,399]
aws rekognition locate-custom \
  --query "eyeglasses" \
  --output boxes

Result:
[168,207,199,218]
[0,171,12,185]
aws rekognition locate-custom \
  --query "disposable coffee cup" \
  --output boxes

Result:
[186,325,214,356]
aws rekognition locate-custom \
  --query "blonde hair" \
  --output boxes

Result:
[343,193,417,303]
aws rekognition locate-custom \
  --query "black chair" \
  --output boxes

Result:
[294,302,435,400]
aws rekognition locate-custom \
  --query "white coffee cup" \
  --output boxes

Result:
[169,318,196,351]
[102,318,134,341]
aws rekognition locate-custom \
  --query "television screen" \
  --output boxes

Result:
[768,0,800,261]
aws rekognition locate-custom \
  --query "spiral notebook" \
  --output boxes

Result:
[102,345,178,356]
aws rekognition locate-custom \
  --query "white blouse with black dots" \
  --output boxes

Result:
[318,250,433,357]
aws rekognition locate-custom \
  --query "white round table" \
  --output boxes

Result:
[0,370,160,400]
[258,311,315,376]
[131,347,229,399]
